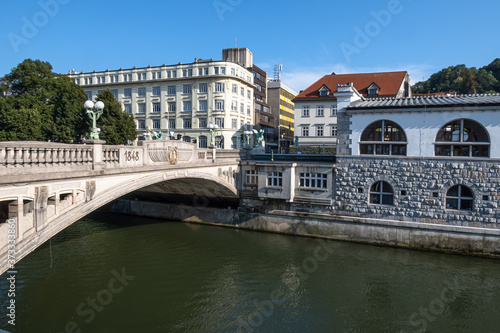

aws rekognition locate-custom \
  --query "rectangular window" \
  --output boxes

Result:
[152,102,161,113]
[183,118,192,129]
[232,118,237,129]
[299,173,328,189]
[168,102,176,112]
[142,73,146,80]
[199,83,208,93]
[183,101,192,112]
[302,106,310,117]
[152,86,161,96]
[231,68,236,76]
[168,119,175,129]
[138,103,146,113]
[317,126,324,136]
[245,170,257,185]
[199,118,207,128]
[247,90,251,99]
[182,69,193,77]
[215,82,225,93]
[232,84,238,93]
[109,76,113,83]
[240,87,245,96]
[215,99,224,110]
[267,172,283,187]
[302,126,309,136]
[124,88,132,98]
[112,90,118,99]
[183,84,192,94]
[331,125,338,137]
[317,106,324,117]
[138,87,146,97]
[198,68,204,76]
[199,100,208,111]
[153,119,160,129]
[85,91,92,100]
[138,120,145,130]
[231,100,238,111]
[247,105,251,115]
[331,105,337,116]
[240,103,244,113]
[124,104,132,114]
[167,85,176,95]
[215,117,224,128]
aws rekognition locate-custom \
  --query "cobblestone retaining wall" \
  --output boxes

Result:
[335,156,500,228]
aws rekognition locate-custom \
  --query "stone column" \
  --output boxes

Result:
[84,140,106,170]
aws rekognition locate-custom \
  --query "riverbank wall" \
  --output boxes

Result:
[111,199,500,258]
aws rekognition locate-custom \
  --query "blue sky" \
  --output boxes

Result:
[1,0,499,92]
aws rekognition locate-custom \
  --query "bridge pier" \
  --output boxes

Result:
[34,186,48,231]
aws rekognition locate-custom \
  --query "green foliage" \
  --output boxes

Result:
[413,59,500,95]
[289,145,336,155]
[0,59,92,143]
[95,90,137,145]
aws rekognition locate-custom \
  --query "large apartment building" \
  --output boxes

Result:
[68,50,256,149]
[222,48,274,147]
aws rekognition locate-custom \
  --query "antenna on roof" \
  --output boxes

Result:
[274,64,282,81]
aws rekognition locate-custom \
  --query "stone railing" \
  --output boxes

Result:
[0,140,241,179]
[0,141,94,175]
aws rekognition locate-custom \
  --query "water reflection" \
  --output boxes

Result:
[0,213,499,333]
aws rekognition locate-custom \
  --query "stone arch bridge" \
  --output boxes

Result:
[0,140,241,274]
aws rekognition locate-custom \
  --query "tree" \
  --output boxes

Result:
[1,59,90,143]
[95,90,137,145]
[412,62,499,95]
[0,97,44,141]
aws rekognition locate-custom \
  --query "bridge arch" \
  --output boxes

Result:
[0,165,239,274]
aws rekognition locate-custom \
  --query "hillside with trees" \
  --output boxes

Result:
[412,59,500,95]
[0,59,137,144]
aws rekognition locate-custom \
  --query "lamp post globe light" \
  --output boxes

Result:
[207,123,219,148]
[243,130,253,149]
[84,100,104,140]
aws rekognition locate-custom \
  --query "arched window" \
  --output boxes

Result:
[446,185,473,211]
[435,119,490,157]
[369,181,394,205]
[360,120,407,155]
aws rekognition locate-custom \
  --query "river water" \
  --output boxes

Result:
[1,213,500,333]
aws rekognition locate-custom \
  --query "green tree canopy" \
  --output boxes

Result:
[95,90,137,145]
[412,59,500,95]
[1,59,91,143]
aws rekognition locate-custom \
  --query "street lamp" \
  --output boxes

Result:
[207,123,219,148]
[243,130,253,149]
[84,100,104,140]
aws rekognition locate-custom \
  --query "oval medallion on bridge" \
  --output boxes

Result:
[167,147,179,165]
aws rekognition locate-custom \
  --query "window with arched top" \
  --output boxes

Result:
[446,185,473,211]
[369,181,394,205]
[435,119,490,157]
[360,120,407,155]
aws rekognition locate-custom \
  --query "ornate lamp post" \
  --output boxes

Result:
[243,130,253,149]
[207,124,219,148]
[84,100,104,140]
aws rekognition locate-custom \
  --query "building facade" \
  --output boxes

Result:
[222,48,274,147]
[267,80,297,152]
[335,92,500,227]
[68,52,255,149]
[293,71,411,151]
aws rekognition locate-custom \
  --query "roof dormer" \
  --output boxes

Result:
[318,84,330,97]
[367,82,380,95]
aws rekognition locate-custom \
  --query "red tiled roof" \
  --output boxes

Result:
[295,71,408,99]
